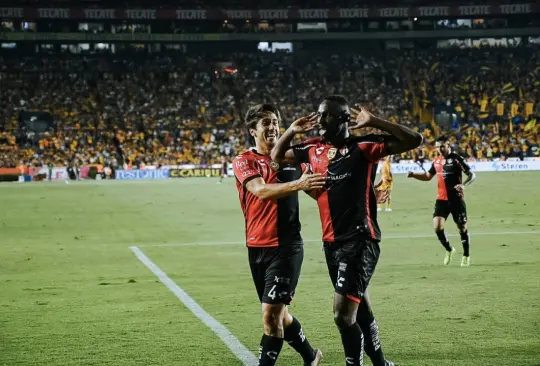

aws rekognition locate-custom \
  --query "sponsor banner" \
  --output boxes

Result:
[0,168,19,175]
[115,169,169,180]
[0,4,537,20]
[381,160,540,174]
[169,168,222,178]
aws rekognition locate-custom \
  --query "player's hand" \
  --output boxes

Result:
[455,184,465,195]
[296,172,326,191]
[349,104,373,131]
[290,112,319,134]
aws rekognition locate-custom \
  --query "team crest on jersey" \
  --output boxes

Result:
[339,147,348,156]
[327,148,337,160]
[446,158,453,164]
[270,161,280,171]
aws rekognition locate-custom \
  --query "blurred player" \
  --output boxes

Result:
[218,155,228,184]
[272,95,422,366]
[233,104,324,366]
[407,136,476,267]
[375,156,393,212]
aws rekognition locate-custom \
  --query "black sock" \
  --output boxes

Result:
[339,323,364,366]
[258,335,283,366]
[436,230,452,251]
[461,231,470,257]
[284,317,316,364]
[357,307,386,366]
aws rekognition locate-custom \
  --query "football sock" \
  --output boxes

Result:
[284,317,316,364]
[436,229,453,251]
[357,303,386,366]
[339,323,364,366]
[258,335,283,366]
[460,231,470,257]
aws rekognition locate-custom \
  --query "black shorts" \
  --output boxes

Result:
[248,245,303,305]
[323,237,380,303]
[433,199,468,225]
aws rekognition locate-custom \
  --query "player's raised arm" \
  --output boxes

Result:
[350,106,423,155]
[408,161,435,181]
[407,171,434,181]
[270,113,319,164]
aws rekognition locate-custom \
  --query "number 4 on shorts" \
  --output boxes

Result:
[268,285,277,300]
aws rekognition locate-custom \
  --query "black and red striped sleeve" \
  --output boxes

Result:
[356,134,390,162]
[292,140,318,163]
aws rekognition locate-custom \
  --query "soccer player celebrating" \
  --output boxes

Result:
[233,104,325,366]
[407,136,476,267]
[375,156,393,212]
[272,95,422,366]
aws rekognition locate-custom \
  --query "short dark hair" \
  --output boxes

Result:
[324,95,349,106]
[244,104,281,130]
[436,135,449,143]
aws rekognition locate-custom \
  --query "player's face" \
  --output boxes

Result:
[436,141,451,156]
[317,101,349,144]
[250,112,279,146]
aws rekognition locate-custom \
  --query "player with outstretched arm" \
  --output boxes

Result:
[407,136,476,267]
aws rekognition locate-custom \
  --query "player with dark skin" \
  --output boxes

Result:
[272,96,422,366]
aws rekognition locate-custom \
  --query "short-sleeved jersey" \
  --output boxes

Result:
[233,149,304,248]
[292,134,391,243]
[428,153,471,201]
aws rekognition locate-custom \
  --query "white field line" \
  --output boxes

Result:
[139,230,538,248]
[130,246,257,366]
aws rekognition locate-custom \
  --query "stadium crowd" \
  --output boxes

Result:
[0,45,539,169]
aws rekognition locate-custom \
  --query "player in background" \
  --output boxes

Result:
[218,155,228,184]
[407,136,476,267]
[233,104,325,366]
[272,95,422,366]
[375,156,393,212]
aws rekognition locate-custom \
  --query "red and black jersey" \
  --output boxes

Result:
[233,149,304,248]
[428,153,471,201]
[292,134,390,243]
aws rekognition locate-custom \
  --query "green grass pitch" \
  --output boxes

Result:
[1,172,539,366]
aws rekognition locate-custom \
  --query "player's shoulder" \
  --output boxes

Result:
[234,149,255,161]
[295,137,322,149]
[449,152,466,162]
[350,134,388,146]
[233,150,257,167]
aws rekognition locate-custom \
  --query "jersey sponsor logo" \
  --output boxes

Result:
[327,172,352,181]
[446,158,453,164]
[235,160,248,169]
[274,276,291,284]
[241,169,257,177]
[327,148,337,160]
